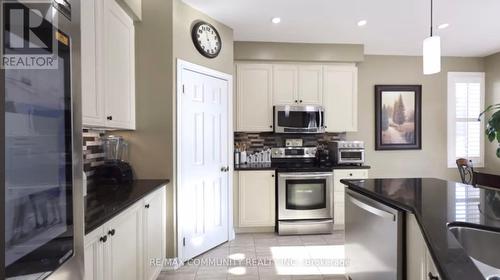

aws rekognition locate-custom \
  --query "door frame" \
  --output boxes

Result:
[176,59,235,262]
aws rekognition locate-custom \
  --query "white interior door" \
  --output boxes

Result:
[179,63,231,261]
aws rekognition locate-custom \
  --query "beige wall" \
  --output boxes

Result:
[115,0,175,256]
[234,41,364,63]
[483,52,500,175]
[347,55,485,181]
[117,0,234,258]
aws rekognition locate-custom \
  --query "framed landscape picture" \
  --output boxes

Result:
[375,85,422,150]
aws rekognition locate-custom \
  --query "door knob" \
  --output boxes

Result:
[100,235,108,243]
[107,116,113,120]
[108,229,115,236]
[145,204,150,209]
[221,167,226,172]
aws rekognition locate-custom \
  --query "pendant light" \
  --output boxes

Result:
[423,0,441,75]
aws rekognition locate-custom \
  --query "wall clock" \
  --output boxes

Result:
[191,21,222,59]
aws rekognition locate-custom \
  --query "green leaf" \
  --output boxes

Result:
[496,147,500,158]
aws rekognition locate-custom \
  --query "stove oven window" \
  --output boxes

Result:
[286,179,327,210]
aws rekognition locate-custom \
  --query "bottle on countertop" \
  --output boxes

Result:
[234,143,241,166]
[240,144,247,164]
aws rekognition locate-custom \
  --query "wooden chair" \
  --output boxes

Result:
[456,158,474,185]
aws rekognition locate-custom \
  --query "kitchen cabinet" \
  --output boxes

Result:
[84,187,165,280]
[239,171,276,227]
[407,214,441,280]
[333,169,369,229]
[82,0,136,130]
[236,64,273,132]
[143,187,166,280]
[235,62,357,132]
[323,65,358,132]
[273,65,298,105]
[298,65,323,104]
[272,64,323,105]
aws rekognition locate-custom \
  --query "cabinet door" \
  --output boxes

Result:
[236,64,273,132]
[102,0,136,129]
[84,228,105,280]
[105,204,142,280]
[298,65,323,105]
[426,250,441,280]
[82,0,105,127]
[323,65,358,132]
[239,171,275,227]
[273,64,298,105]
[333,169,368,229]
[143,188,166,280]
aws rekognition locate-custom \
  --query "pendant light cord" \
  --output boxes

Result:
[430,0,433,36]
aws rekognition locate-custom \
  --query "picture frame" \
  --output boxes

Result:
[375,85,422,150]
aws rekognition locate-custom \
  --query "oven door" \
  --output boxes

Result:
[278,172,333,220]
[338,149,365,164]
[274,105,325,133]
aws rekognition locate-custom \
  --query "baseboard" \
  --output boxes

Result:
[234,226,275,233]
[161,257,183,271]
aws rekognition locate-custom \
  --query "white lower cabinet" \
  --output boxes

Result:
[143,187,166,280]
[333,169,368,229]
[239,171,276,227]
[407,214,441,280]
[84,187,166,280]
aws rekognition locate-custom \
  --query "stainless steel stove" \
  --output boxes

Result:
[272,146,334,235]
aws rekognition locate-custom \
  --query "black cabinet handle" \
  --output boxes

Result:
[428,272,439,280]
[349,173,353,176]
[294,100,298,103]
[100,235,108,243]
[299,100,303,103]
[145,204,150,209]
[269,125,273,128]
[108,229,115,236]
[271,174,275,177]
[107,116,113,120]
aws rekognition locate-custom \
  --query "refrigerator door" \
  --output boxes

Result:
[2,0,84,279]
[345,189,403,280]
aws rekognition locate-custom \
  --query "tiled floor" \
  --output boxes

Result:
[159,231,347,280]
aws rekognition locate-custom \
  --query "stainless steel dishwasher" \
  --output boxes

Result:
[345,188,403,280]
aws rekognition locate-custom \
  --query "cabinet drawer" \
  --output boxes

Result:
[334,169,368,180]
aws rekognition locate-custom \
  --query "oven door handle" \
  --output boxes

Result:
[279,173,333,178]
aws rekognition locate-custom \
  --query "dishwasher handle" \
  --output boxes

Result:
[348,195,396,221]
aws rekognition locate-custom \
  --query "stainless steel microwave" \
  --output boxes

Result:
[274,105,325,134]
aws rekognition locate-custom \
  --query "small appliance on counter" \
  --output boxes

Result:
[329,140,365,165]
[95,135,134,184]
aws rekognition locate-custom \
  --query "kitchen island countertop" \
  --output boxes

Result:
[341,178,500,280]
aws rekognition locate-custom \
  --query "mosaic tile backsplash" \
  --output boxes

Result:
[83,129,105,184]
[234,132,346,153]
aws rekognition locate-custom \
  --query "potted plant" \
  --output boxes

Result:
[479,104,500,157]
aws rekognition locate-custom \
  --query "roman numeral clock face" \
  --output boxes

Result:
[191,22,222,58]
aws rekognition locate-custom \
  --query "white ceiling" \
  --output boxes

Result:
[182,0,500,57]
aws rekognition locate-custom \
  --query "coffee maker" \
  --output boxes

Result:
[95,135,134,184]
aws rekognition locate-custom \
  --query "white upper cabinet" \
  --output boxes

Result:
[273,65,298,105]
[297,65,323,105]
[235,62,358,132]
[236,64,274,132]
[82,0,136,130]
[323,65,358,132]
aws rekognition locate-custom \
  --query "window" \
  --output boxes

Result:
[447,72,485,168]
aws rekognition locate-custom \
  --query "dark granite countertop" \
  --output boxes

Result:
[85,179,169,234]
[341,178,500,280]
[235,163,370,171]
